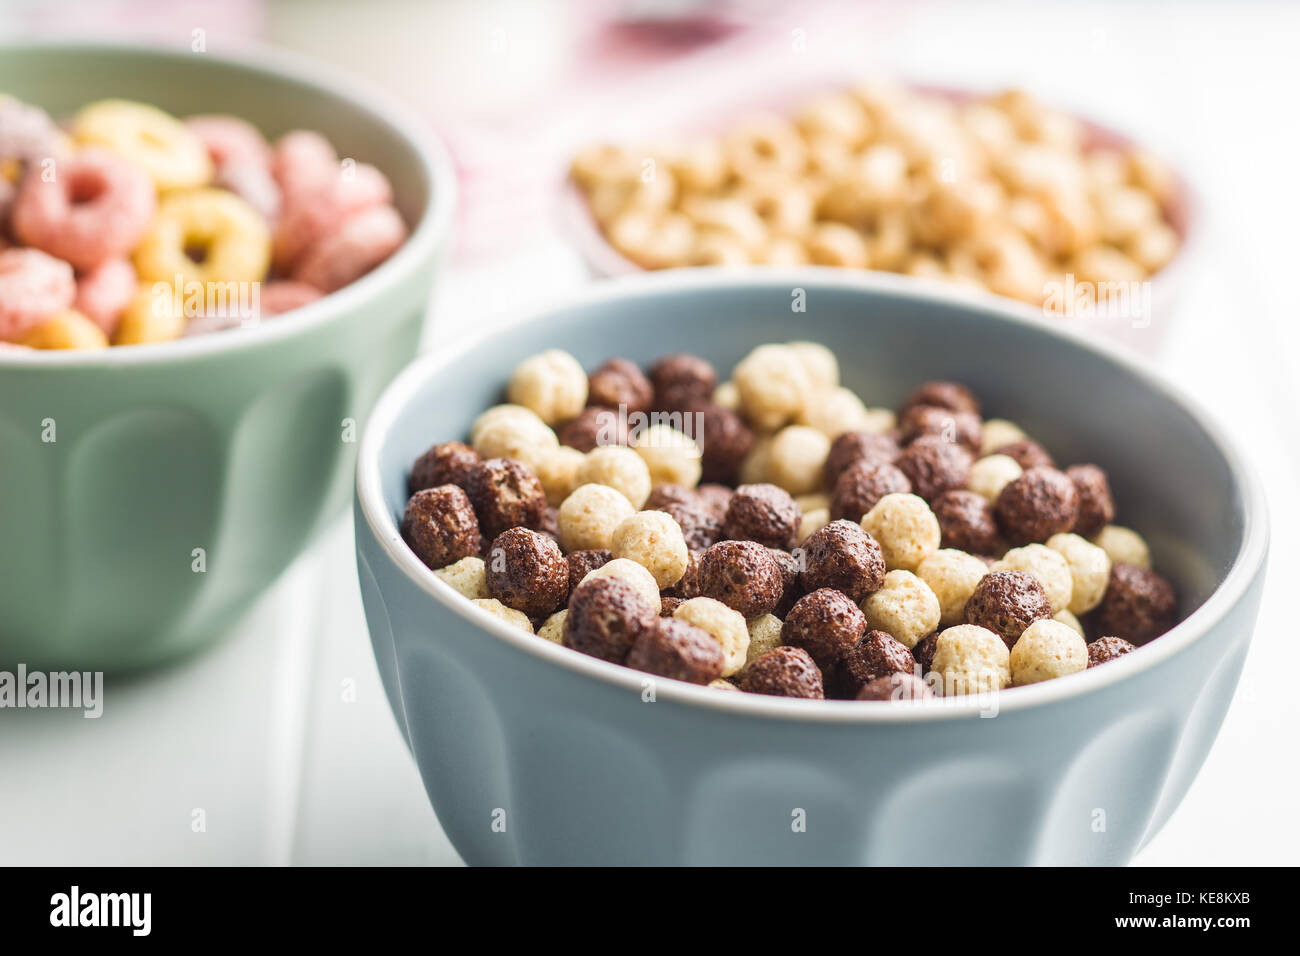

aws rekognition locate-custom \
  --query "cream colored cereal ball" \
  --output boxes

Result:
[583,557,663,613]
[796,492,830,513]
[979,418,1028,456]
[861,407,896,435]
[557,483,636,552]
[795,386,870,438]
[471,403,542,444]
[472,414,558,473]
[611,510,689,588]
[674,597,750,677]
[433,555,490,600]
[917,549,989,626]
[708,678,741,692]
[713,381,741,412]
[1046,532,1112,614]
[634,424,702,488]
[860,569,941,649]
[767,425,831,496]
[534,446,587,507]
[733,344,813,430]
[966,454,1023,502]
[786,341,839,391]
[861,493,941,572]
[798,507,830,545]
[538,610,567,643]
[931,624,1011,696]
[737,434,773,484]
[506,349,588,425]
[1009,619,1087,685]
[577,445,652,509]
[995,543,1073,614]
[471,599,534,634]
[1053,609,1084,636]
[741,613,785,675]
[1091,525,1151,569]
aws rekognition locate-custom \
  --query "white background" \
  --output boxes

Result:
[1,0,1297,866]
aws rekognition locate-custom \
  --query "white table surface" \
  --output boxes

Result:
[1,0,1297,866]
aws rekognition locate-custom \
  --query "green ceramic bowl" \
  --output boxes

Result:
[0,42,456,671]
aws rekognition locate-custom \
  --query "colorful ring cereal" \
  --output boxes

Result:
[73,100,212,192]
[112,283,187,346]
[74,257,137,336]
[291,204,407,293]
[273,163,394,272]
[12,148,156,271]
[0,247,76,340]
[184,115,270,170]
[17,308,109,350]
[133,187,271,287]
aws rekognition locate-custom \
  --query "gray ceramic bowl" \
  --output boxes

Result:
[0,42,455,671]
[355,270,1267,866]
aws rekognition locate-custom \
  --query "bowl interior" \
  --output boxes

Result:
[0,43,431,231]
[372,273,1245,642]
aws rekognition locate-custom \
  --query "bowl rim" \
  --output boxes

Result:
[0,38,457,368]
[554,76,1201,310]
[356,267,1269,724]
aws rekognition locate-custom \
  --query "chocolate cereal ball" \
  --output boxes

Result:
[912,631,940,675]
[931,489,1001,555]
[995,466,1079,545]
[587,358,653,414]
[566,549,611,594]
[896,435,973,502]
[741,646,825,699]
[562,575,657,664]
[856,672,935,701]
[1092,563,1177,644]
[557,406,627,452]
[768,547,802,617]
[403,485,481,570]
[645,483,697,512]
[466,457,547,539]
[485,527,568,617]
[899,405,981,453]
[1087,635,1138,667]
[409,441,480,494]
[655,499,723,551]
[830,460,912,523]
[626,617,725,684]
[650,353,717,412]
[697,540,784,618]
[695,483,734,521]
[782,588,867,670]
[686,401,755,485]
[1066,464,1115,539]
[995,438,1055,471]
[898,380,981,417]
[799,518,886,601]
[824,429,901,488]
[964,569,1052,649]
[832,630,915,699]
[724,483,801,549]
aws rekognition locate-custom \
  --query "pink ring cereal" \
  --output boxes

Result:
[215,160,281,223]
[0,247,76,340]
[74,257,137,336]
[0,95,61,163]
[259,280,324,316]
[12,148,156,271]
[291,204,407,293]
[270,130,340,205]
[184,115,270,170]
[272,162,394,272]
